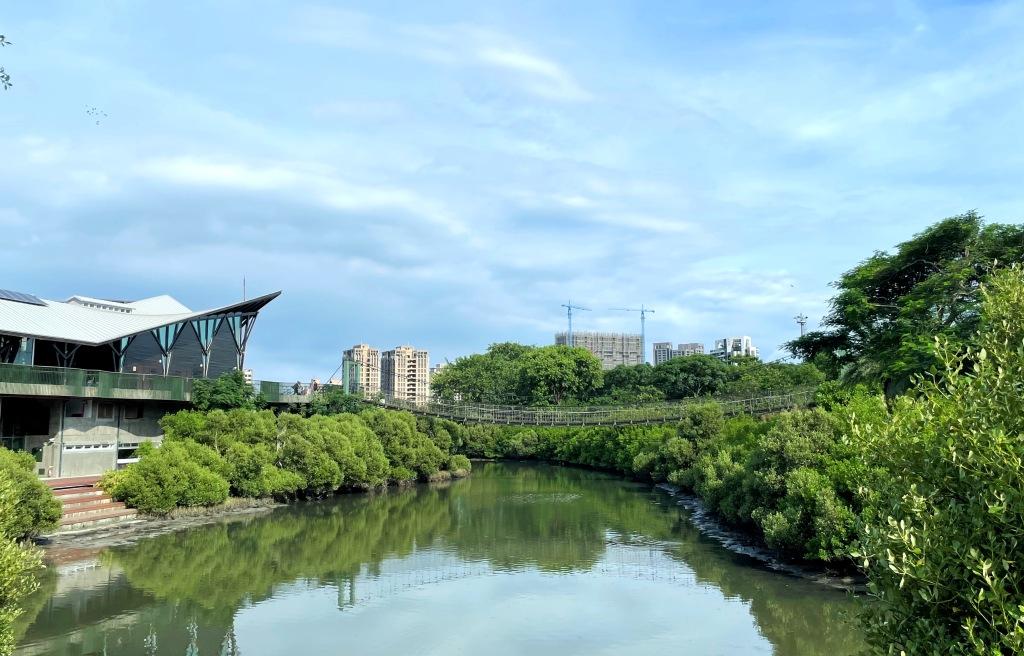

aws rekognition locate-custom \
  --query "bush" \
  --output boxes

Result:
[448,454,472,476]
[224,442,303,498]
[0,469,45,655]
[103,441,230,514]
[855,267,1024,653]
[360,409,446,480]
[0,448,60,540]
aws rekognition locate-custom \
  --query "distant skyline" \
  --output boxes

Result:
[2,1,1023,381]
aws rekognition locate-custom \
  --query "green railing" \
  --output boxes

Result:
[0,363,305,404]
[0,363,193,401]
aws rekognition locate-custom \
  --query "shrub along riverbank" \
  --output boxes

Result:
[0,449,60,655]
[101,408,472,515]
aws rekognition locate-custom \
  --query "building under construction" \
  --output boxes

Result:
[555,331,642,370]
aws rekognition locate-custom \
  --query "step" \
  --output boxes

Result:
[44,476,102,490]
[58,514,143,534]
[60,501,125,515]
[59,506,138,528]
[53,488,107,501]
[61,496,113,511]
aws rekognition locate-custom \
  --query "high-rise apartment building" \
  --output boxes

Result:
[710,337,759,361]
[381,345,430,404]
[652,342,705,365]
[555,331,642,370]
[343,343,381,395]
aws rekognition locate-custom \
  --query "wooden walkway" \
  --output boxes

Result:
[363,387,817,427]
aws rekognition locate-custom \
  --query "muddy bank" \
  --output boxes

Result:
[38,498,281,561]
[653,482,865,592]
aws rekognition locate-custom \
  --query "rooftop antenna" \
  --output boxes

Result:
[243,276,247,301]
[794,313,808,337]
[561,300,591,348]
[610,305,655,364]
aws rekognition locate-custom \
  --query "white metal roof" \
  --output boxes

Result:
[0,291,280,346]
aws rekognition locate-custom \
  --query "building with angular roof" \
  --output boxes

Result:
[0,288,281,478]
[0,288,280,377]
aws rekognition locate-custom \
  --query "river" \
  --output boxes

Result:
[16,462,862,655]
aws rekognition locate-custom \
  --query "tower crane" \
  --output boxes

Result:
[610,305,655,364]
[561,301,591,348]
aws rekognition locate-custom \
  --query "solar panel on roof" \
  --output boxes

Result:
[0,289,45,306]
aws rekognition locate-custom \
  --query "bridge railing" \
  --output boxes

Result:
[362,386,818,426]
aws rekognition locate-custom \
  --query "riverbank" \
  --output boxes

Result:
[37,475,473,562]
[652,482,865,592]
[39,498,281,559]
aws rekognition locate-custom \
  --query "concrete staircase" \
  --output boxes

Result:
[45,476,140,532]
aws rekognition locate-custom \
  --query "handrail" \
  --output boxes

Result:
[354,386,818,426]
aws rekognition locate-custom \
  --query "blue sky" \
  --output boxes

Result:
[2,1,1023,381]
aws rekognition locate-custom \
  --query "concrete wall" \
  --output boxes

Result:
[28,398,182,478]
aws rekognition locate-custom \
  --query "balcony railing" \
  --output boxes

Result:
[0,363,310,404]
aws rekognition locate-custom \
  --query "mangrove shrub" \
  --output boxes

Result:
[855,267,1024,653]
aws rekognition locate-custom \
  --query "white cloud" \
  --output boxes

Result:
[139,155,469,235]
[287,7,591,103]
[477,47,592,102]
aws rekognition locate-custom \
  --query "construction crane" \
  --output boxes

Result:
[610,305,655,364]
[561,301,591,348]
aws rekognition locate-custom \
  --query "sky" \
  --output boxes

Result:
[2,1,1023,382]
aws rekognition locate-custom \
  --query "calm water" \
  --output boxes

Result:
[16,462,862,655]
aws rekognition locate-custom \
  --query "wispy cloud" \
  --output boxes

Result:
[477,47,592,102]
[140,156,469,235]
[287,6,592,103]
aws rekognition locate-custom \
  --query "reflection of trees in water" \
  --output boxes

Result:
[18,462,861,655]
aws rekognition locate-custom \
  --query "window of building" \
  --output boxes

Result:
[97,403,115,420]
[65,400,86,418]
[124,404,144,420]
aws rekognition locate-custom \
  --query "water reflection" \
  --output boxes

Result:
[17,462,862,655]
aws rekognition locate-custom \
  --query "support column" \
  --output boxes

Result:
[53,342,81,368]
[151,323,185,376]
[110,336,136,373]
[226,314,258,370]
[191,317,223,378]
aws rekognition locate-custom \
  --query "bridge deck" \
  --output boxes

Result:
[364,388,816,427]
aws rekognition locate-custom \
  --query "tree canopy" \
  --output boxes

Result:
[787,212,1024,394]
[434,342,820,407]
[431,342,603,405]
[191,370,263,411]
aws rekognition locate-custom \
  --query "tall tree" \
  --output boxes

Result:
[516,345,604,405]
[651,355,730,399]
[787,212,1024,394]
[430,342,532,404]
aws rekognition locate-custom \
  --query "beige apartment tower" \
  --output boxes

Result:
[344,344,381,395]
[555,331,643,370]
[381,345,430,404]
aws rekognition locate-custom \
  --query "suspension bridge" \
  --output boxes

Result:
[348,387,817,427]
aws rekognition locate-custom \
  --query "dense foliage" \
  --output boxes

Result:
[0,450,60,541]
[435,343,823,406]
[191,370,264,411]
[787,212,1024,394]
[449,387,885,564]
[855,267,1024,654]
[432,343,604,405]
[102,408,471,515]
[0,449,59,655]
